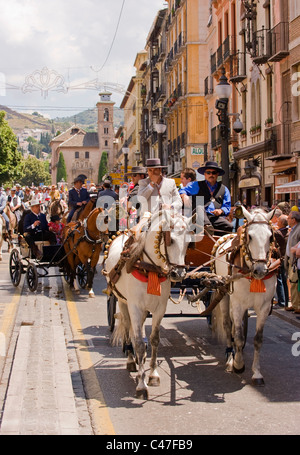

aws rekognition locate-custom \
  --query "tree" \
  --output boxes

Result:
[56,152,67,183]
[19,155,51,187]
[0,111,23,185]
[98,151,108,183]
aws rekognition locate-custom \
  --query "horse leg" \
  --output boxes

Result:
[231,302,246,374]
[148,320,161,387]
[113,301,137,373]
[129,308,148,399]
[251,302,270,386]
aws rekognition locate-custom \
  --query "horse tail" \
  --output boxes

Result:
[111,302,132,347]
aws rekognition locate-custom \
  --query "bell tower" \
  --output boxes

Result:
[97,91,115,171]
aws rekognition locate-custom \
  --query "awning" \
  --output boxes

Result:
[275,180,300,194]
[271,160,296,174]
[238,176,261,188]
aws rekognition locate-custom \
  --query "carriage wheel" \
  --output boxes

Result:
[63,262,71,284]
[9,249,23,287]
[26,264,38,292]
[107,293,117,332]
[76,264,88,289]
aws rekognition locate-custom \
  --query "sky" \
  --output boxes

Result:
[0,0,168,119]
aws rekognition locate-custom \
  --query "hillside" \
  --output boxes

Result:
[0,104,124,136]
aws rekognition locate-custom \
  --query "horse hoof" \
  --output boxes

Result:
[148,376,160,387]
[252,377,265,387]
[136,388,148,400]
[233,365,245,374]
[127,362,137,373]
[89,293,95,298]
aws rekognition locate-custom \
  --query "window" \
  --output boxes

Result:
[75,151,79,159]
[104,108,109,121]
[104,127,109,134]
[105,140,108,147]
[292,64,300,121]
[85,151,89,159]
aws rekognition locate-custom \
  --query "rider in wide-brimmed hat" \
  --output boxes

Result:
[67,175,90,223]
[137,158,182,216]
[179,160,232,235]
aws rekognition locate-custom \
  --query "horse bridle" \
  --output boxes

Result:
[240,218,276,269]
[82,208,105,245]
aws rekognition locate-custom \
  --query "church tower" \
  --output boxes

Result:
[97,91,115,172]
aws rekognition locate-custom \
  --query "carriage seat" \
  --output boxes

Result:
[35,240,50,252]
[185,234,219,268]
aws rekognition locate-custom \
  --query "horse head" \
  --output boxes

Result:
[240,207,275,279]
[142,210,192,282]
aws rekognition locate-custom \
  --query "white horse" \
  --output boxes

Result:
[103,209,193,399]
[212,207,277,386]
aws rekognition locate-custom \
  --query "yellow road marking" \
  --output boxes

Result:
[0,285,21,340]
[63,281,116,436]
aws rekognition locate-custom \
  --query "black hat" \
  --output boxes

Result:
[74,176,85,183]
[197,161,225,176]
[125,166,147,175]
[50,214,61,222]
[146,158,168,168]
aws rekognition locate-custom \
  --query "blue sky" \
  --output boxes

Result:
[0,0,167,118]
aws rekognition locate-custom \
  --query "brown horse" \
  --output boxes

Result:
[48,199,67,220]
[63,199,108,297]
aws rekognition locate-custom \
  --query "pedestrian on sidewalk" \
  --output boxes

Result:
[284,211,300,313]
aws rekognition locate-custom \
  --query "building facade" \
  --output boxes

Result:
[50,92,115,186]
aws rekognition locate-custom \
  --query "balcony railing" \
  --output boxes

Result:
[229,51,247,83]
[252,27,271,65]
[211,52,217,74]
[223,35,237,61]
[268,22,289,62]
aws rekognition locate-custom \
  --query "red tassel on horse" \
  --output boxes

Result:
[250,278,266,293]
[147,272,161,296]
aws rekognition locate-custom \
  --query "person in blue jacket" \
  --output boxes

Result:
[179,161,232,235]
[67,176,90,223]
[24,198,56,259]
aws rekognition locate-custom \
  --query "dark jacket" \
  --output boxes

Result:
[24,211,49,234]
[68,187,90,209]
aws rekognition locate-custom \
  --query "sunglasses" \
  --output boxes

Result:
[205,171,218,175]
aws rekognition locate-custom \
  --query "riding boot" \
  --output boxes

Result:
[32,244,43,260]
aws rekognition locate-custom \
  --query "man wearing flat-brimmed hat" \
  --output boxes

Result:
[23,199,56,259]
[179,160,232,234]
[67,175,90,223]
[138,158,182,216]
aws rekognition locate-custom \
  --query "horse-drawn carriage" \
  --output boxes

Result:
[9,198,108,295]
[103,206,279,398]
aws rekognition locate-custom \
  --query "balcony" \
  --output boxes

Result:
[252,27,271,65]
[229,51,247,83]
[223,35,237,62]
[204,76,213,96]
[211,126,221,150]
[211,52,217,75]
[268,22,289,62]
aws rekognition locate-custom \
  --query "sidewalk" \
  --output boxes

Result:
[271,305,300,329]
[0,277,93,435]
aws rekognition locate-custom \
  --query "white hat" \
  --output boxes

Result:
[29,198,41,207]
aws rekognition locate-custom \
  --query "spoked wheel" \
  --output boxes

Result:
[76,263,88,289]
[9,248,23,287]
[107,293,117,332]
[63,261,71,284]
[26,263,38,292]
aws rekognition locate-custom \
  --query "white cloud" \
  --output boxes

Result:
[0,0,167,117]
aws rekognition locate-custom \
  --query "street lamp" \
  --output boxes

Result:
[122,141,129,182]
[135,150,142,165]
[155,117,167,164]
[215,67,233,189]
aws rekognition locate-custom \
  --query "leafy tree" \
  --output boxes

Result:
[19,155,51,187]
[0,111,23,185]
[56,152,67,183]
[98,151,108,183]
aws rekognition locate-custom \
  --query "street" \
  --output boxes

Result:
[0,247,299,436]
